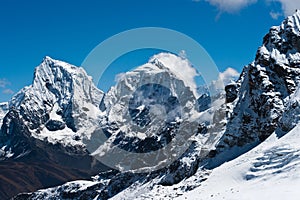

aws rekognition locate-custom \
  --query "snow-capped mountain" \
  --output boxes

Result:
[92,53,218,173]
[1,56,104,159]
[0,57,108,199]
[6,10,300,200]
[13,52,223,199]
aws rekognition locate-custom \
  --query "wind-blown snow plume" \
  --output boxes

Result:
[149,53,199,94]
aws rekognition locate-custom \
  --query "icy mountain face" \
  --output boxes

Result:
[97,53,199,163]
[279,86,300,133]
[0,102,8,128]
[93,53,224,174]
[218,10,300,150]
[0,56,104,159]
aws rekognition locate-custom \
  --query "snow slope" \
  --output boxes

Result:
[19,124,300,200]
[178,124,300,200]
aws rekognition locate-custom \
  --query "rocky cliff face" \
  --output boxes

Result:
[217,10,300,153]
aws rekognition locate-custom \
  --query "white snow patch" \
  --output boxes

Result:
[49,103,62,121]
[178,124,300,200]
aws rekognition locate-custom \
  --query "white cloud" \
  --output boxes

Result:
[271,0,300,16]
[2,89,14,95]
[219,67,240,85]
[200,0,257,13]
[149,52,199,94]
[0,78,14,96]
[208,67,240,95]
[0,78,10,88]
[196,0,300,18]
[270,11,283,19]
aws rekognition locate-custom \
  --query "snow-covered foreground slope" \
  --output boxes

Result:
[23,124,300,200]
[178,124,300,200]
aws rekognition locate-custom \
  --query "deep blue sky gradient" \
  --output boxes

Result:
[0,0,284,102]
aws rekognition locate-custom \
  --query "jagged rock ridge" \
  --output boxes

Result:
[217,10,300,152]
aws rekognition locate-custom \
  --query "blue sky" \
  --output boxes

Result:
[0,0,296,102]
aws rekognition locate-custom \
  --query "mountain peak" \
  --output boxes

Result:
[43,55,54,61]
[5,57,104,153]
[149,53,198,93]
[281,10,300,36]
[39,56,79,74]
[294,9,300,18]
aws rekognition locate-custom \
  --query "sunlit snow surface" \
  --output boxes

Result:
[176,125,300,200]
[103,124,300,200]
[38,124,300,200]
